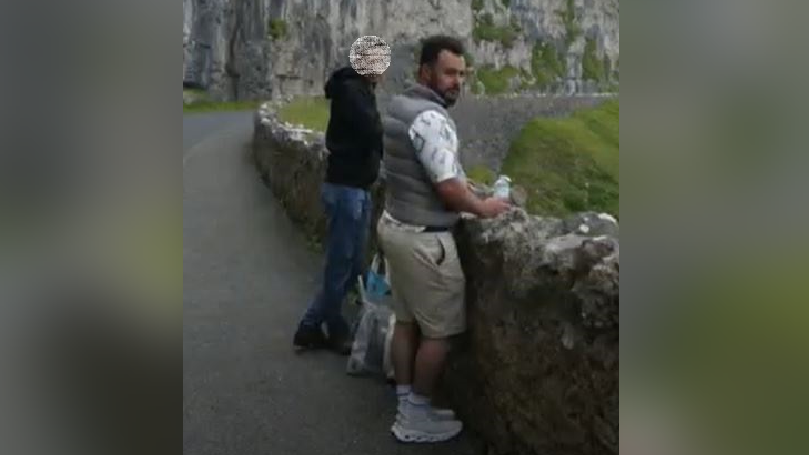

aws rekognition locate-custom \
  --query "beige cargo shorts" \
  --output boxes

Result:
[376,216,466,339]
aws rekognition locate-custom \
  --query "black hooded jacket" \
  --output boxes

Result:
[323,67,383,190]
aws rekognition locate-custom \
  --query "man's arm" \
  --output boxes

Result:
[434,179,485,214]
[409,111,510,219]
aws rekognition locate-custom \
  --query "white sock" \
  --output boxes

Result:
[396,385,412,398]
[406,393,430,406]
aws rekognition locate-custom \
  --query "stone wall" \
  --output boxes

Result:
[251,102,619,455]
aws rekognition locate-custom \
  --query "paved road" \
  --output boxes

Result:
[183,111,255,151]
[183,112,479,455]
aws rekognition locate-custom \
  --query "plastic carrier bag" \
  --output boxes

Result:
[363,252,390,299]
[346,253,395,380]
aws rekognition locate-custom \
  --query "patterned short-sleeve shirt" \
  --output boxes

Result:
[408,110,465,183]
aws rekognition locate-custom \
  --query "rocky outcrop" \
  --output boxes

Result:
[184,0,619,100]
[446,210,618,455]
[251,102,619,455]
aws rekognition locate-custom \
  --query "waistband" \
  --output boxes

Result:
[422,225,452,233]
[381,211,454,233]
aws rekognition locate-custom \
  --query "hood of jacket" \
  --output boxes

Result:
[324,66,371,99]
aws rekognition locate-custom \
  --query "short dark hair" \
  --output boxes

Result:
[419,35,465,67]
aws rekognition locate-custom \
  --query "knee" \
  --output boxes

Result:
[394,321,417,338]
[419,337,451,359]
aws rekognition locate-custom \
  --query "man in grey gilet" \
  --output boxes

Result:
[378,36,511,443]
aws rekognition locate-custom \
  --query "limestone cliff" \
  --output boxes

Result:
[183,0,619,100]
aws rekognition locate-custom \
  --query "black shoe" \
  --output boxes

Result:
[293,325,327,350]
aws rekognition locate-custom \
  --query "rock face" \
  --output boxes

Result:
[184,0,619,100]
[252,102,619,455]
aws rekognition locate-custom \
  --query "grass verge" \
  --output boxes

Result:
[501,100,619,217]
[466,165,497,186]
[183,100,262,113]
[277,96,331,132]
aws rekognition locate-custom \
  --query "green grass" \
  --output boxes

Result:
[277,96,331,132]
[475,65,520,95]
[183,99,262,113]
[184,88,206,98]
[182,87,261,112]
[501,100,619,217]
[466,165,497,186]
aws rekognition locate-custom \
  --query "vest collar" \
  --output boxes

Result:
[403,83,448,108]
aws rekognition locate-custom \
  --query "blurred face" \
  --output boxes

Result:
[352,41,390,88]
[420,50,466,107]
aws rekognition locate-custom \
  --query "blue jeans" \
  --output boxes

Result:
[300,182,372,337]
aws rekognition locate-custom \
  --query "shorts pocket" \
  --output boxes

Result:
[435,236,447,266]
[435,234,458,266]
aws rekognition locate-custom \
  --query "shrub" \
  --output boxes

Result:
[268,19,287,40]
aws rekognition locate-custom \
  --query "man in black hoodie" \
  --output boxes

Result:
[293,64,384,354]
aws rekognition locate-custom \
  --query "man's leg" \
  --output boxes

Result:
[294,184,342,349]
[405,232,465,404]
[345,190,372,301]
[388,232,465,442]
[393,331,463,443]
[377,218,419,402]
[293,291,328,348]
[392,321,417,394]
[321,186,369,352]
[412,337,450,399]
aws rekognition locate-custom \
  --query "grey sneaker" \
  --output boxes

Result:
[391,403,463,443]
[397,396,456,420]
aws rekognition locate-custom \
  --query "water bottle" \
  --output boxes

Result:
[493,175,511,200]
